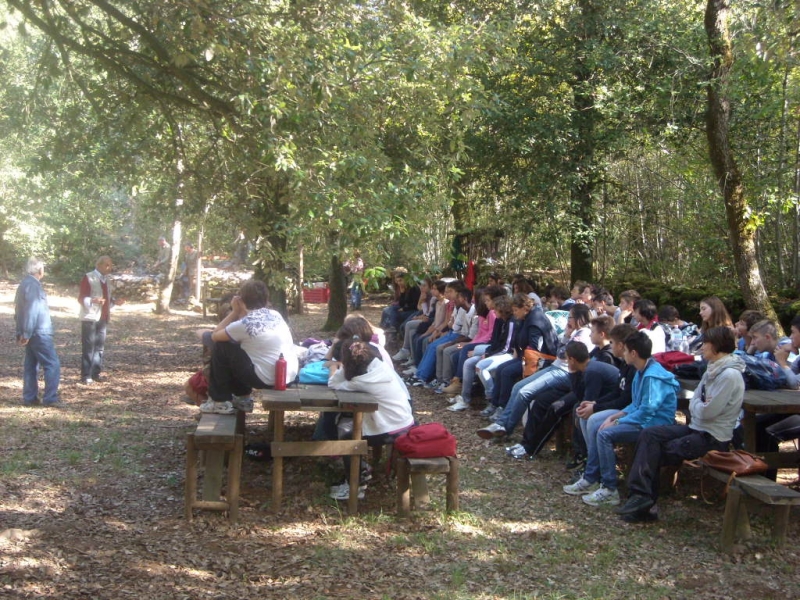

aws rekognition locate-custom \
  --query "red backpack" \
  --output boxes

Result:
[394,423,457,458]
[652,351,695,372]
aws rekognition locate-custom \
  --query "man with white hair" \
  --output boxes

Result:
[14,258,61,406]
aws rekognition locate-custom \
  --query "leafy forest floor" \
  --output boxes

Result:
[0,280,798,600]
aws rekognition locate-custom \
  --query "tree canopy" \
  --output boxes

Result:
[0,0,798,317]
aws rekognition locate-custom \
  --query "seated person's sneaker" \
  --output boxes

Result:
[563,477,600,496]
[488,407,504,422]
[442,379,461,395]
[392,348,410,362]
[581,486,620,507]
[567,469,585,485]
[447,397,470,412]
[199,400,235,415]
[232,396,254,412]
[329,482,366,501]
[615,494,655,516]
[505,443,530,460]
[565,453,586,470]
[620,505,659,523]
[479,404,497,418]
[476,422,506,439]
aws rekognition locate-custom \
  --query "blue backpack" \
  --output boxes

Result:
[298,360,330,385]
[734,351,788,391]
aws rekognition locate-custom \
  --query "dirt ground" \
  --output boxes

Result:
[0,279,798,599]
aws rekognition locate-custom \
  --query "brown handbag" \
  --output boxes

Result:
[693,450,769,502]
[698,450,769,476]
[522,348,557,378]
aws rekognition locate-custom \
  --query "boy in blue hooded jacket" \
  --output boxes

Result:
[563,331,679,507]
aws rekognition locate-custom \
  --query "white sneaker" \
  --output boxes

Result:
[477,422,506,440]
[402,366,417,376]
[402,358,415,367]
[199,400,235,415]
[329,483,366,501]
[479,404,497,418]
[563,477,600,496]
[232,396,254,412]
[582,486,620,507]
[392,348,410,362]
[446,394,461,405]
[489,406,504,422]
[447,398,470,412]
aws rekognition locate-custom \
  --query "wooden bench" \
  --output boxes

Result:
[185,412,245,522]
[704,467,800,552]
[396,456,459,518]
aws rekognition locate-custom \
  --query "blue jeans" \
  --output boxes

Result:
[381,304,417,330]
[415,332,459,381]
[453,343,487,381]
[81,319,108,380]
[476,354,514,402]
[496,366,569,435]
[583,411,642,490]
[23,333,61,405]
[492,358,523,406]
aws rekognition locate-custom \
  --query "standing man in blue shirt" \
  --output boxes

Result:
[14,258,61,406]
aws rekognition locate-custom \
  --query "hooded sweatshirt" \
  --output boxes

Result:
[689,353,746,442]
[618,358,679,427]
[328,358,414,437]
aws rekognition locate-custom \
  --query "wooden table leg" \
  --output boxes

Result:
[349,411,364,515]
[271,410,285,512]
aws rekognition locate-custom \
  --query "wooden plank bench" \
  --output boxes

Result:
[396,456,459,518]
[704,467,800,552]
[185,412,245,522]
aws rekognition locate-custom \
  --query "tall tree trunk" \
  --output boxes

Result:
[156,215,181,314]
[793,115,800,292]
[195,228,203,300]
[296,243,305,314]
[569,0,598,284]
[324,234,347,331]
[704,0,780,327]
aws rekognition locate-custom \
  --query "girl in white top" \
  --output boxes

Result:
[329,339,414,437]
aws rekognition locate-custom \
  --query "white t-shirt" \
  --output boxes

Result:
[225,308,299,385]
[642,324,667,355]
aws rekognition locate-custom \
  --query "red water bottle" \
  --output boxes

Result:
[274,353,287,391]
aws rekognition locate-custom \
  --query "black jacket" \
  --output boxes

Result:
[514,306,559,357]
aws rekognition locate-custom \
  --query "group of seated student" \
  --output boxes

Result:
[383,275,800,522]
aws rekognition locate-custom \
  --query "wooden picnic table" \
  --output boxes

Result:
[261,386,378,514]
[680,379,800,469]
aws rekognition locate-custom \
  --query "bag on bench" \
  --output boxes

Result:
[395,423,457,458]
[692,449,769,502]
